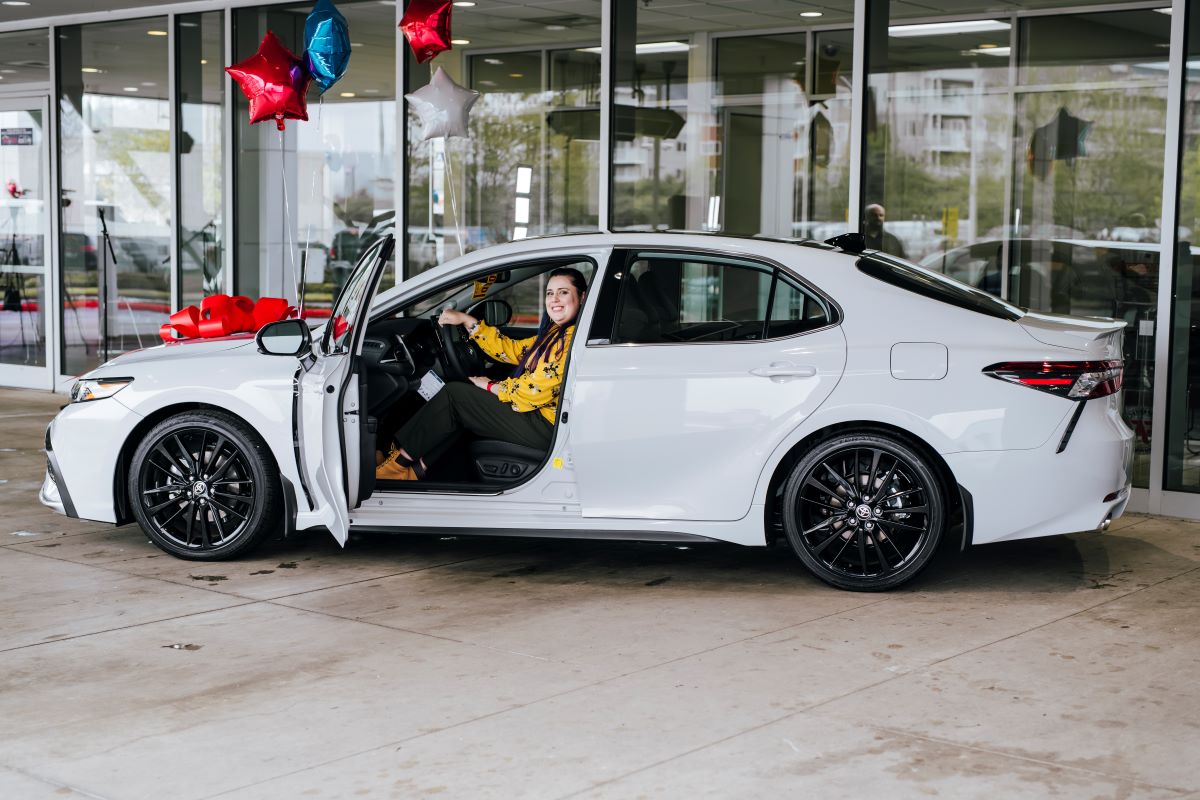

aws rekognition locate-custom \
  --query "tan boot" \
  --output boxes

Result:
[376,447,420,481]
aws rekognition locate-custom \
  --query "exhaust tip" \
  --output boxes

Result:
[1098,514,1112,532]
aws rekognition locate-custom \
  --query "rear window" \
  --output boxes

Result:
[857,253,1024,322]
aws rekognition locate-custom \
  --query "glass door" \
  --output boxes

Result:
[0,96,52,389]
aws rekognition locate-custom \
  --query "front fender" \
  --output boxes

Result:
[109,355,309,518]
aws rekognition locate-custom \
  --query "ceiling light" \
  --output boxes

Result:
[966,46,1010,57]
[800,11,823,17]
[889,20,1009,38]
[351,42,363,47]
[179,21,199,28]
[451,38,470,45]
[123,86,139,92]
[578,41,688,55]
[509,72,524,78]
[546,24,567,31]
[1,1,32,6]
[147,30,168,37]
[81,67,101,73]
[454,1,476,6]
[340,91,356,97]
[141,81,156,86]
[484,58,503,65]
[977,43,997,48]
[200,59,208,64]
[0,69,16,74]
[363,88,380,94]
[478,80,496,86]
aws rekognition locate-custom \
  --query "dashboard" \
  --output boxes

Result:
[360,317,441,415]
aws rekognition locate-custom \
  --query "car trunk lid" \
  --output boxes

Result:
[1018,311,1125,357]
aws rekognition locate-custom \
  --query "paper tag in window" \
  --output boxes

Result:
[417,370,445,401]
[1139,319,1154,337]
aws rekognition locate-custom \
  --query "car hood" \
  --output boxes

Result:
[92,335,258,371]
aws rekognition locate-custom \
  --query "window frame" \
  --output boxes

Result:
[587,247,841,347]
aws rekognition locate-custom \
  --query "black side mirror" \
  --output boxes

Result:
[256,318,311,357]
[473,298,513,327]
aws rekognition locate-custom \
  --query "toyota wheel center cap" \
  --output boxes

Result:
[856,504,872,519]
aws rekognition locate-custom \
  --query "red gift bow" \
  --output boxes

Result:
[159,295,296,342]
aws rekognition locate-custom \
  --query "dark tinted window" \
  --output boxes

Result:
[769,274,833,338]
[858,253,1023,322]
[610,252,833,344]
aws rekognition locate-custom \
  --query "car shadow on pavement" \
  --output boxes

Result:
[216,524,1190,597]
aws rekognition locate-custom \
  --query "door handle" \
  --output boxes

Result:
[750,363,818,382]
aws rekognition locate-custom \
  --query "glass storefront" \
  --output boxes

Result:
[176,11,226,308]
[403,2,602,277]
[1166,8,1200,492]
[0,30,50,381]
[871,6,1170,488]
[609,0,854,235]
[233,0,396,317]
[57,18,172,376]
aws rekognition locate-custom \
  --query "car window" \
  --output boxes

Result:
[858,252,1024,322]
[401,258,595,324]
[481,260,595,327]
[768,274,834,338]
[323,238,391,354]
[609,251,833,344]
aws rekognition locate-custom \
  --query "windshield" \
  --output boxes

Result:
[857,252,1024,322]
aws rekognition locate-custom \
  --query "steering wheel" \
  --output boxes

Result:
[433,315,486,381]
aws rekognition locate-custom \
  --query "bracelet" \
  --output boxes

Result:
[486,380,495,392]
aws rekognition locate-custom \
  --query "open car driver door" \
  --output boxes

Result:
[298,236,395,545]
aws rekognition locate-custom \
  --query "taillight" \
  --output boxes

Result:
[983,360,1123,399]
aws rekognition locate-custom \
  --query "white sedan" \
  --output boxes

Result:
[40,232,1133,591]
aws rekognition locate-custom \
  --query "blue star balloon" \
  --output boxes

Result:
[304,0,351,94]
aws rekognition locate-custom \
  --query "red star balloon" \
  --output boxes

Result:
[400,0,453,64]
[226,31,312,131]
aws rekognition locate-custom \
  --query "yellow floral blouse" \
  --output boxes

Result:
[469,321,574,424]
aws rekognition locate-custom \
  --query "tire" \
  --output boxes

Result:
[781,432,945,591]
[128,410,282,561]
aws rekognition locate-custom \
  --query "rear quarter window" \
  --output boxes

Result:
[857,253,1023,322]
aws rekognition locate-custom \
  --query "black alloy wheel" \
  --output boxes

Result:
[782,432,945,591]
[129,410,281,560]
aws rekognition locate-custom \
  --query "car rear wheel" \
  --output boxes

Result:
[782,432,945,591]
[128,410,281,560]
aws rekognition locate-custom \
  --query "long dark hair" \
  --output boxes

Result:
[513,267,588,375]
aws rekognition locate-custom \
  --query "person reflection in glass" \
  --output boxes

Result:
[863,203,907,259]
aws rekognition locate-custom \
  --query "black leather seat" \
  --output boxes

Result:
[469,440,546,483]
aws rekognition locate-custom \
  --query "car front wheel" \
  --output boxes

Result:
[128,410,281,560]
[782,432,945,591]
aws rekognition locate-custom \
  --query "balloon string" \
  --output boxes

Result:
[443,135,466,258]
[300,95,324,318]
[278,128,298,305]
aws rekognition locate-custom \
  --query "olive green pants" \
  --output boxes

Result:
[394,381,553,461]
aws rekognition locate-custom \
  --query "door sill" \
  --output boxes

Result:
[372,479,506,495]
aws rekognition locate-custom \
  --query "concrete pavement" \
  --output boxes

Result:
[1,387,1197,799]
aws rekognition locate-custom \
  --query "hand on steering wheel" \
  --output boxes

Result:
[432,310,485,380]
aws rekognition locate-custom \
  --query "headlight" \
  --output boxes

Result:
[70,377,133,403]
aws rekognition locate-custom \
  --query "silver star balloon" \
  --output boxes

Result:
[405,66,481,141]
